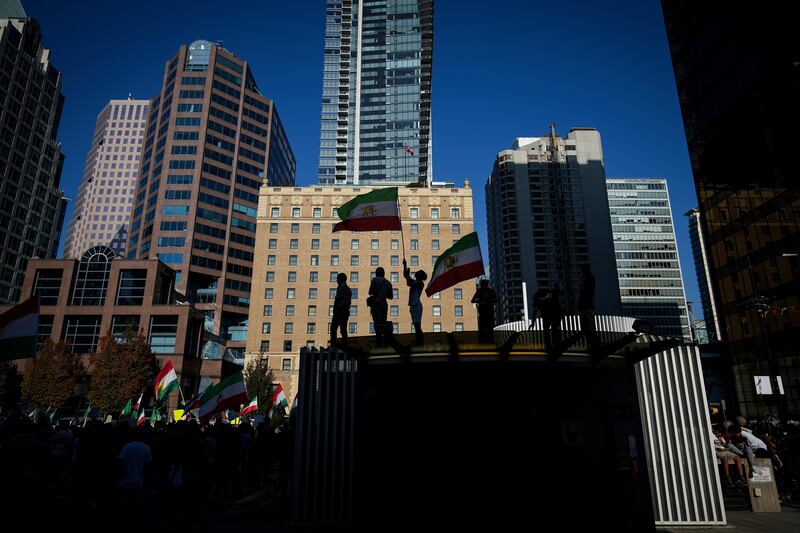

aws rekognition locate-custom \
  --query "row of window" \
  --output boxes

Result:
[264,255,441,267]
[270,206,462,219]
[268,238,455,251]
[268,222,462,235]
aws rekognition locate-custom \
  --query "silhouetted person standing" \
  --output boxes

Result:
[578,264,598,349]
[535,283,562,351]
[403,259,427,345]
[471,279,497,343]
[368,267,393,347]
[330,273,352,344]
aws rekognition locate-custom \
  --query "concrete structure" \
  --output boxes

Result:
[684,208,721,343]
[1,245,227,408]
[606,178,690,339]
[662,1,800,417]
[0,13,68,303]
[126,40,296,367]
[63,98,149,258]
[246,182,478,399]
[317,0,434,186]
[486,127,621,325]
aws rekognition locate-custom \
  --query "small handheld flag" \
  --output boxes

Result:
[241,397,258,416]
[154,360,179,402]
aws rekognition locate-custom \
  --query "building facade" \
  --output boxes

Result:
[0,13,68,304]
[685,208,721,343]
[662,0,800,416]
[486,128,621,326]
[126,40,296,365]
[246,182,477,399]
[1,245,225,409]
[63,98,149,258]
[317,0,434,186]
[606,178,690,340]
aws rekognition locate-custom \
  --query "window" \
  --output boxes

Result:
[163,205,190,216]
[287,288,296,299]
[292,207,301,218]
[313,207,322,218]
[330,272,338,282]
[432,240,440,250]
[331,255,340,266]
[263,305,273,316]
[350,272,359,283]
[329,288,337,299]
[260,340,270,351]
[62,315,102,354]
[262,288,273,299]
[351,239,360,250]
[311,255,319,266]
[455,305,463,317]
[266,271,275,282]
[349,323,357,335]
[451,207,461,219]
[111,316,140,344]
[452,224,461,234]
[289,255,298,266]
[371,255,379,266]
[284,323,294,334]
[71,246,114,305]
[410,208,419,219]
[288,272,297,282]
[432,224,439,235]
[285,305,295,316]
[390,256,399,267]
[411,239,419,250]
[351,255,359,266]
[433,306,442,317]
[350,305,358,316]
[32,268,63,305]
[431,208,439,219]
[392,288,399,299]
[310,272,319,282]
[332,239,340,250]
[308,305,317,316]
[390,305,399,317]
[454,288,462,300]
[270,223,278,233]
[116,269,147,305]
[262,322,271,334]
[311,239,320,250]
[371,239,379,250]
[291,223,299,233]
[268,239,277,249]
[282,356,292,367]
[307,323,316,334]
[411,224,418,234]
[433,323,442,332]
[289,239,298,249]
[390,272,399,283]
[455,323,464,332]
[271,207,280,218]
[391,240,399,250]
[411,256,419,266]
[312,223,321,234]
[267,255,276,266]
[149,315,179,353]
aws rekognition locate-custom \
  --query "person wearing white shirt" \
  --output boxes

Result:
[731,425,769,477]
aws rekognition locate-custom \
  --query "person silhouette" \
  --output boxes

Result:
[368,267,393,347]
[471,279,497,343]
[403,259,427,345]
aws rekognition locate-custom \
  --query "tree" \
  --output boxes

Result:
[21,340,87,410]
[0,360,19,408]
[243,356,275,415]
[87,330,158,415]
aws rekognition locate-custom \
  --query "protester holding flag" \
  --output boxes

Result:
[268,384,289,423]
[199,372,249,424]
[403,259,427,345]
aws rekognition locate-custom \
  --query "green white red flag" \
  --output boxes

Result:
[241,397,258,416]
[198,372,248,424]
[425,232,485,296]
[268,384,288,420]
[136,410,146,426]
[333,187,401,232]
[154,360,179,401]
[0,295,39,360]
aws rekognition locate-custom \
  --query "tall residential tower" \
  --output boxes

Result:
[606,178,690,340]
[63,98,149,258]
[317,0,434,186]
[126,40,295,363]
[0,10,68,304]
[486,128,621,325]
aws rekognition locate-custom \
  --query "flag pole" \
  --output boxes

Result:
[396,188,406,261]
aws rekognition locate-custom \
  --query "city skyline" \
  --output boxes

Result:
[20,0,702,316]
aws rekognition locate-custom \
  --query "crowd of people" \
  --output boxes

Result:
[0,409,293,530]
[710,414,800,502]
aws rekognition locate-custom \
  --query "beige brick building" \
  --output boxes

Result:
[245,182,479,399]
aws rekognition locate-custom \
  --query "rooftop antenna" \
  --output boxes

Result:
[549,122,557,139]
[128,92,133,100]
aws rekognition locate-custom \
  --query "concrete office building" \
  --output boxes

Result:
[317,0,434,186]
[63,98,149,259]
[685,208,721,343]
[0,8,68,303]
[246,182,477,399]
[0,245,225,408]
[606,178,690,340]
[126,40,295,366]
[486,128,621,326]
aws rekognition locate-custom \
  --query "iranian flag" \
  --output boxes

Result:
[425,232,485,297]
[154,360,179,401]
[133,392,143,413]
[0,295,39,360]
[333,187,401,232]
[268,384,288,420]
[121,399,132,417]
[136,410,146,426]
[241,397,258,416]
[199,372,248,424]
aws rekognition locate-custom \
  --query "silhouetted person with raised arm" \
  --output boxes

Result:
[330,273,352,345]
[471,279,497,343]
[368,266,393,347]
[578,264,598,349]
[403,259,427,345]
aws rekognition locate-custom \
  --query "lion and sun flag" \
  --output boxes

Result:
[333,187,485,295]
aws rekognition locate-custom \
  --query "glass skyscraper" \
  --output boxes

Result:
[318,0,433,186]
[606,178,690,340]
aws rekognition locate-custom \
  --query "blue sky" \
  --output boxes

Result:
[23,0,703,316]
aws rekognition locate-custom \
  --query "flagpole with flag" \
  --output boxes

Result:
[425,232,486,297]
[333,187,401,233]
[154,360,179,404]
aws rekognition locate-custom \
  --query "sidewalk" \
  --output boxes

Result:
[659,505,800,532]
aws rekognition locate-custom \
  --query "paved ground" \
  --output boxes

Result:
[660,504,800,532]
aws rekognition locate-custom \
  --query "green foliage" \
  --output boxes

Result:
[21,340,86,410]
[243,357,274,415]
[87,330,157,415]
